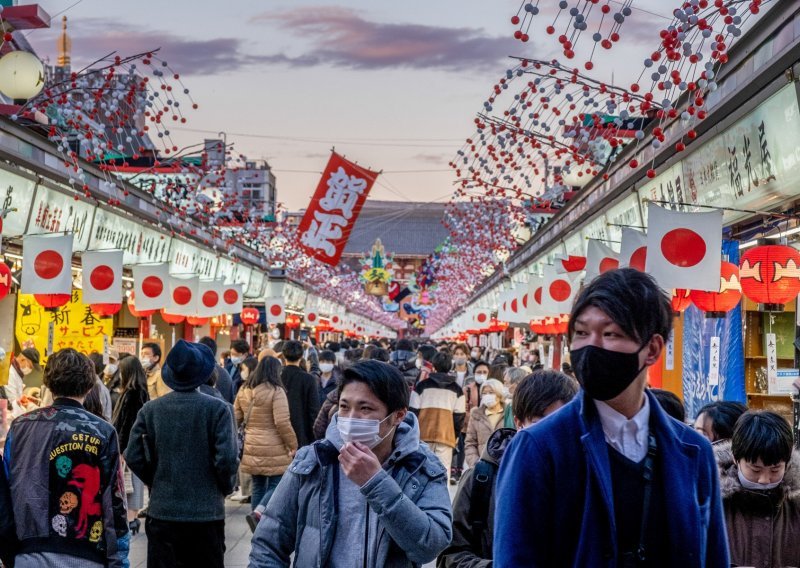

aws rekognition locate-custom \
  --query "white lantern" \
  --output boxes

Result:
[0,51,45,101]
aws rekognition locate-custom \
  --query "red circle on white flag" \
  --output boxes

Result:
[661,229,706,267]
[90,265,115,291]
[599,257,619,273]
[173,286,192,305]
[34,250,63,279]
[630,247,647,271]
[202,291,219,308]
[511,299,519,313]
[476,312,487,323]
[550,280,571,302]
[307,313,317,323]
[142,276,163,298]
[270,304,283,317]
[534,287,543,304]
[522,294,529,309]
[224,289,238,304]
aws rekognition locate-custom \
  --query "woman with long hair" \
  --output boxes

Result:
[111,356,150,534]
[234,356,298,532]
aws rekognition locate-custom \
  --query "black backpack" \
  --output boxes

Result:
[468,459,497,555]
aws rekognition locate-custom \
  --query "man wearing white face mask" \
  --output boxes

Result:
[714,410,800,567]
[249,360,452,567]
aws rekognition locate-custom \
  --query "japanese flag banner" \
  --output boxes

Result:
[132,263,169,311]
[555,254,587,274]
[585,239,620,281]
[297,152,380,266]
[266,297,286,325]
[471,308,491,328]
[22,233,74,294]
[507,285,529,324]
[619,228,648,271]
[221,283,244,315]
[645,203,723,291]
[527,276,545,318]
[197,279,224,317]
[305,308,320,326]
[541,265,579,316]
[168,275,199,316]
[81,250,123,304]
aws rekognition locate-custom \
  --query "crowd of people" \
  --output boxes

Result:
[0,269,798,566]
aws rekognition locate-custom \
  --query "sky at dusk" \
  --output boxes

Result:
[28,0,676,211]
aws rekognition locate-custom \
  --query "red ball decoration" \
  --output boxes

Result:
[127,292,156,318]
[240,307,260,326]
[689,262,741,317]
[34,294,71,310]
[91,303,122,318]
[187,316,209,326]
[739,244,800,310]
[671,289,692,314]
[160,309,185,325]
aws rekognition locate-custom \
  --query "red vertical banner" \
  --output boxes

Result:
[297,152,379,266]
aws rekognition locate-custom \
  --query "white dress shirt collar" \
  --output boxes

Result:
[594,395,650,463]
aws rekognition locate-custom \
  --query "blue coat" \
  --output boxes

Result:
[493,390,729,567]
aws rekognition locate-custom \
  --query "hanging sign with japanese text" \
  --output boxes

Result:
[15,290,113,360]
[708,336,721,386]
[297,152,379,266]
[0,167,37,237]
[89,208,171,265]
[765,332,778,387]
[169,238,218,278]
[27,183,95,251]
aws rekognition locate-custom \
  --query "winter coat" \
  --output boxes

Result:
[249,412,452,567]
[714,440,800,568]
[111,386,149,453]
[410,372,466,449]
[0,398,128,568]
[464,405,506,469]
[281,365,321,448]
[313,389,339,441]
[234,383,298,477]
[314,367,341,407]
[494,390,729,568]
[462,381,479,434]
[438,428,517,568]
[145,365,170,400]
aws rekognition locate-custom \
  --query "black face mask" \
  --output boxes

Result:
[570,342,649,401]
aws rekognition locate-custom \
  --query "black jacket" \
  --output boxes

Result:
[281,365,321,448]
[111,387,149,453]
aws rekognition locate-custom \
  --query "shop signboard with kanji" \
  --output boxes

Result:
[0,167,37,237]
[15,290,114,360]
[169,237,218,278]
[89,208,171,265]
[297,152,379,266]
[27,183,95,251]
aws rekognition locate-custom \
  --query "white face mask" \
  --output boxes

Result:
[140,357,151,368]
[241,369,250,380]
[481,394,498,408]
[471,350,480,359]
[230,355,244,365]
[474,373,488,385]
[338,415,395,449]
[21,366,32,376]
[415,358,423,370]
[738,468,784,491]
[104,363,118,375]
[454,356,467,366]
[320,363,335,374]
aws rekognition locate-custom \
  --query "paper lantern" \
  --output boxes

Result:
[671,289,692,314]
[0,51,45,101]
[240,307,260,326]
[34,293,70,310]
[689,262,741,318]
[91,303,122,318]
[160,309,185,325]
[739,244,800,311]
[285,314,301,329]
[187,316,209,326]
[555,314,569,335]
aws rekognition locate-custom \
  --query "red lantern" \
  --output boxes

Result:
[555,314,569,335]
[0,262,11,302]
[671,289,692,314]
[160,309,185,325]
[286,314,301,329]
[34,294,71,310]
[187,316,209,326]
[739,244,800,311]
[240,307,260,326]
[127,292,156,318]
[689,262,741,318]
[91,303,122,318]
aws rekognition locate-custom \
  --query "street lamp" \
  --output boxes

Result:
[0,51,44,103]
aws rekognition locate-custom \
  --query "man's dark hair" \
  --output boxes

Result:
[83,383,105,419]
[650,389,685,422]
[142,342,162,361]
[732,410,794,466]
[362,345,377,360]
[44,348,97,398]
[397,338,413,352]
[231,339,250,355]
[568,268,672,344]
[282,340,304,363]
[319,350,336,363]
[327,341,341,353]
[417,344,437,363]
[369,348,390,363]
[512,370,578,423]
[88,352,105,376]
[696,401,747,442]
[473,361,491,374]
[198,336,217,355]
[338,360,409,413]
[432,351,452,373]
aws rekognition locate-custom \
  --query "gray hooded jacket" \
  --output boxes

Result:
[248,412,453,568]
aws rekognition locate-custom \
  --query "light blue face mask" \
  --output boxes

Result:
[337,415,395,449]
[738,468,784,491]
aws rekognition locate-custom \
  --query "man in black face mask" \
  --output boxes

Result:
[493,268,729,568]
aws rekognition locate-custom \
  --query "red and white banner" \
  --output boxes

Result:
[527,276,545,318]
[133,263,169,311]
[297,152,379,266]
[266,297,285,325]
[221,283,244,315]
[619,228,648,271]
[541,265,579,316]
[585,239,620,282]
[169,275,199,316]
[22,234,74,294]
[555,254,587,274]
[470,308,491,328]
[197,279,224,317]
[305,309,320,326]
[645,204,723,291]
[82,250,123,304]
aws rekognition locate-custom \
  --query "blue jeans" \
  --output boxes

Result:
[251,474,282,512]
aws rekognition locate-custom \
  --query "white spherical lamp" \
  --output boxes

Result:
[0,51,45,102]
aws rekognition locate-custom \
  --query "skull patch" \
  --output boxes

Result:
[89,520,103,543]
[55,455,73,478]
[51,514,68,537]
[59,491,79,515]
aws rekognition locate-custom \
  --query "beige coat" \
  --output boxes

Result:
[464,404,506,468]
[234,383,298,476]
[146,366,171,400]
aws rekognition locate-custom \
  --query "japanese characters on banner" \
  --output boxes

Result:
[81,250,123,305]
[0,167,38,237]
[645,204,722,291]
[168,275,199,316]
[298,152,379,266]
[169,238,218,278]
[22,234,74,294]
[28,184,95,251]
[708,336,721,386]
[133,263,170,311]
[89,208,171,265]
[266,297,286,325]
[765,332,778,387]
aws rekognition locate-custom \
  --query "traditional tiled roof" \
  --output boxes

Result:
[344,200,448,256]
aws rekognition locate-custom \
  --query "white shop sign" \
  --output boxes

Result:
[0,167,37,237]
[169,238,218,278]
[605,193,643,243]
[216,257,237,283]
[89,208,171,265]
[637,162,685,226]
[245,270,266,299]
[27,183,95,251]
